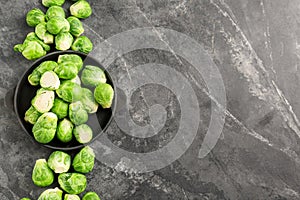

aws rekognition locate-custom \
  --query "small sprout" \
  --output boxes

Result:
[44,32,54,44]
[73,124,93,144]
[57,54,83,71]
[72,146,95,173]
[67,16,84,37]
[37,187,63,200]
[94,83,114,109]
[26,8,45,27]
[32,88,55,113]
[21,198,31,200]
[46,6,66,21]
[80,88,98,113]
[69,101,88,125]
[55,32,74,51]
[81,65,106,87]
[82,192,101,200]
[32,112,58,143]
[35,22,49,42]
[70,75,81,85]
[28,61,58,86]
[47,16,70,35]
[40,71,60,90]
[70,0,92,19]
[54,62,78,80]
[42,0,65,7]
[32,159,54,187]
[24,106,41,124]
[57,118,74,143]
[64,194,80,200]
[58,173,87,195]
[48,151,71,173]
[51,98,69,119]
[71,36,93,54]
[56,81,82,102]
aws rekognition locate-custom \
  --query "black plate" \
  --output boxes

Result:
[14,50,116,150]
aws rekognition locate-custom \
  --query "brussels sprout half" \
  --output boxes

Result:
[37,187,63,200]
[55,32,74,51]
[42,0,65,7]
[26,8,45,27]
[82,192,101,200]
[46,6,66,21]
[67,16,84,37]
[73,124,93,144]
[40,71,60,90]
[32,88,55,113]
[32,159,54,187]
[58,173,87,194]
[70,0,92,19]
[71,36,93,54]
[69,101,88,125]
[47,16,70,35]
[57,118,74,143]
[28,61,58,86]
[94,83,114,109]
[64,194,80,200]
[24,106,41,124]
[48,151,71,173]
[72,146,95,173]
[81,65,106,87]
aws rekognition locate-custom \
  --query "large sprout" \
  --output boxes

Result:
[81,65,106,87]
[64,194,80,200]
[46,16,70,35]
[57,118,74,143]
[58,173,87,194]
[28,61,58,86]
[37,187,63,200]
[55,32,74,51]
[46,6,66,21]
[32,88,55,113]
[72,146,95,173]
[94,83,114,109]
[73,124,93,144]
[51,98,69,119]
[82,192,101,200]
[70,0,92,19]
[80,88,98,113]
[48,151,71,173]
[26,8,45,27]
[32,112,58,143]
[54,62,78,80]
[57,54,83,71]
[40,71,60,90]
[32,159,54,187]
[24,106,41,124]
[42,0,65,7]
[67,16,84,37]
[69,101,88,125]
[56,81,82,102]
[71,36,93,54]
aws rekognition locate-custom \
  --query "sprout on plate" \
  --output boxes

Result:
[40,71,60,90]
[73,124,93,144]
[94,83,114,109]
[56,118,74,143]
[69,101,88,125]
[32,112,58,143]
[28,61,58,86]
[31,88,55,113]
[81,65,106,87]
[24,106,41,124]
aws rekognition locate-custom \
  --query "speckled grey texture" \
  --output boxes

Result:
[1,0,300,199]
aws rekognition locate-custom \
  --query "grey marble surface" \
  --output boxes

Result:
[1,0,300,199]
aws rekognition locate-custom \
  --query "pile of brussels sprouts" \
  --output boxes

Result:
[14,0,94,60]
[24,53,114,144]
[21,146,101,199]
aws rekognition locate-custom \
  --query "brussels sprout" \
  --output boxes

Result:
[56,81,82,102]
[81,65,106,87]
[64,194,80,200]
[73,124,93,144]
[35,23,49,42]
[38,187,63,200]
[16,41,46,60]
[21,198,31,200]
[55,32,74,51]
[48,151,71,173]
[51,98,69,119]
[24,106,41,124]
[32,159,54,187]
[47,16,70,35]
[72,146,95,173]
[26,8,45,27]
[57,118,74,143]
[25,32,51,51]
[69,101,88,125]
[70,0,92,19]
[57,54,83,71]
[67,16,84,37]
[80,88,98,113]
[46,6,66,21]
[58,173,87,194]
[71,36,93,54]
[82,192,101,200]
[28,61,58,86]
[32,112,58,143]
[40,71,60,90]
[54,62,78,79]
[32,88,55,113]
[94,83,114,109]
[70,75,81,85]
[44,32,54,44]
[42,0,65,7]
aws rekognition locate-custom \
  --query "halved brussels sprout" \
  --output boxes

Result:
[94,83,114,109]
[55,32,73,51]
[32,112,58,143]
[70,75,81,85]
[67,16,84,37]
[44,32,54,44]
[40,71,60,90]
[81,65,106,87]
[58,173,87,194]
[56,81,82,102]
[82,192,101,200]
[51,98,69,119]
[54,62,78,80]
[37,187,63,200]
[72,146,95,173]
[69,101,88,125]
[24,106,41,124]
[48,151,71,173]
[64,194,80,200]
[46,6,66,21]
[32,88,55,113]
[35,22,54,44]
[47,16,70,35]
[32,159,54,187]
[80,88,98,113]
[26,8,45,27]
[57,54,83,71]
[42,0,65,7]
[28,61,58,86]
[73,124,93,144]
[57,118,74,143]
[71,36,93,54]
[70,0,92,19]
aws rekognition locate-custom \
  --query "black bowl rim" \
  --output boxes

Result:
[14,50,117,151]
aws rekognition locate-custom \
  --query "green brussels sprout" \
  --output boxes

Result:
[32,112,58,143]
[32,88,55,113]
[57,54,83,71]
[46,6,66,21]
[71,36,93,54]
[57,118,74,143]
[56,81,82,102]
[26,8,45,27]
[72,146,95,173]
[82,192,101,200]
[51,98,69,119]
[21,198,31,200]
[81,65,106,87]
[36,23,54,44]
[48,151,71,173]
[94,83,114,109]
[42,0,65,7]
[40,71,60,90]
[55,32,74,51]
[32,159,54,187]
[80,88,98,113]
[38,187,63,200]
[25,32,51,51]
[67,16,84,37]
[69,101,88,125]
[44,32,54,44]
[47,16,70,35]
[70,0,92,19]
[15,41,46,60]
[73,124,93,144]
[64,194,80,200]
[28,61,58,86]
[54,62,78,80]
[58,173,87,195]
[70,75,81,85]
[24,106,41,124]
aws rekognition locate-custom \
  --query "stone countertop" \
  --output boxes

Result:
[1,0,300,199]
